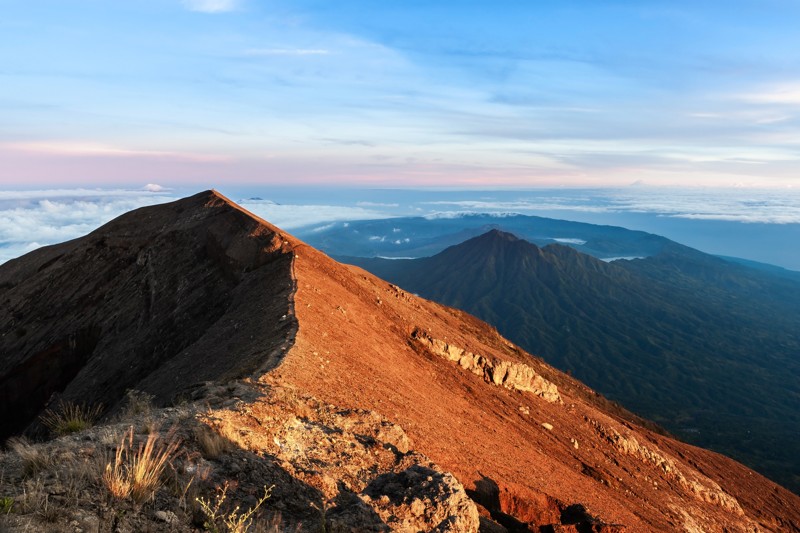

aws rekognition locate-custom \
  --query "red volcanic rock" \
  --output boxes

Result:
[2,190,799,532]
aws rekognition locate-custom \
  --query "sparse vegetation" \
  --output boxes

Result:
[102,427,181,505]
[0,496,13,515]
[194,425,232,459]
[196,481,272,533]
[8,438,52,478]
[121,389,155,418]
[39,401,103,436]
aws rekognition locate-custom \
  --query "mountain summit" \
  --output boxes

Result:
[2,192,798,531]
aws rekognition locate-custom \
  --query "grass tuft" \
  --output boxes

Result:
[102,427,181,505]
[193,425,232,460]
[0,496,13,515]
[8,438,52,478]
[40,401,103,436]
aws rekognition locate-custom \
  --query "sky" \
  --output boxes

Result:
[3,0,800,188]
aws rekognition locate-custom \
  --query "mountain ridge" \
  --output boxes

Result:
[2,191,799,531]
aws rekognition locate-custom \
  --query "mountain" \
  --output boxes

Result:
[2,192,799,532]
[296,213,673,261]
[341,230,800,495]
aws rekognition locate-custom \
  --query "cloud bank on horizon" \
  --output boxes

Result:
[3,1,800,188]
[3,186,800,267]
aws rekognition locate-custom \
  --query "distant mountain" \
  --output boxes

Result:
[297,213,672,261]
[6,193,799,530]
[342,229,800,494]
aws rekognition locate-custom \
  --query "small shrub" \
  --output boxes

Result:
[197,481,272,533]
[8,438,52,478]
[193,426,232,459]
[102,427,181,505]
[121,390,155,418]
[40,401,103,436]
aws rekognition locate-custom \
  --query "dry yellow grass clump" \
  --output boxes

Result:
[102,427,181,505]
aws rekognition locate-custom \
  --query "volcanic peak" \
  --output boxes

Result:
[1,192,799,532]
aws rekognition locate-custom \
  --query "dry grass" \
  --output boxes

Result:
[120,390,155,418]
[8,438,52,478]
[39,401,103,436]
[193,425,232,459]
[102,427,181,505]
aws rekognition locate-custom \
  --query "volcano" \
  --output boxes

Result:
[1,191,798,532]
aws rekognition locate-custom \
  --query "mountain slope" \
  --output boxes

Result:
[342,230,800,494]
[2,192,799,531]
[0,191,297,439]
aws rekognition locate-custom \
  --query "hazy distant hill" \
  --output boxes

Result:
[298,213,672,260]
[342,229,800,494]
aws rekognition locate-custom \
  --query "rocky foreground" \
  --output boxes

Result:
[1,190,798,532]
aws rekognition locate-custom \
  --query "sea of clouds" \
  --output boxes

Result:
[2,186,800,268]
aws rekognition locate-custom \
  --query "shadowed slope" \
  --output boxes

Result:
[0,190,297,439]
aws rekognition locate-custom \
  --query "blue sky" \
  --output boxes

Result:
[3,0,800,187]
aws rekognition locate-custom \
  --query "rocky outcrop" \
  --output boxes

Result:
[588,417,744,516]
[412,329,562,403]
[204,380,480,532]
[363,465,480,532]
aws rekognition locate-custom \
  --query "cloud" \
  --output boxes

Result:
[423,200,609,213]
[738,83,800,105]
[552,238,587,245]
[0,189,176,264]
[182,0,239,13]
[234,199,395,230]
[420,188,800,225]
[1,142,228,162]
[0,188,401,265]
[244,49,331,57]
[356,201,400,207]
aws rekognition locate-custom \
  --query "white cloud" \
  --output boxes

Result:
[0,190,176,264]
[244,48,330,56]
[423,200,609,213]
[552,238,587,245]
[309,223,336,233]
[182,0,239,13]
[424,211,522,220]
[739,83,800,105]
[143,183,167,192]
[236,199,394,230]
[356,202,400,208]
[2,141,227,162]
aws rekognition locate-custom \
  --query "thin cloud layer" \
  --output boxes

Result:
[0,190,175,264]
[237,199,393,230]
[181,0,239,13]
[5,2,800,187]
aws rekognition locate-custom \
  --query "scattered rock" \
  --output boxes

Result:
[154,510,177,524]
[364,465,480,532]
